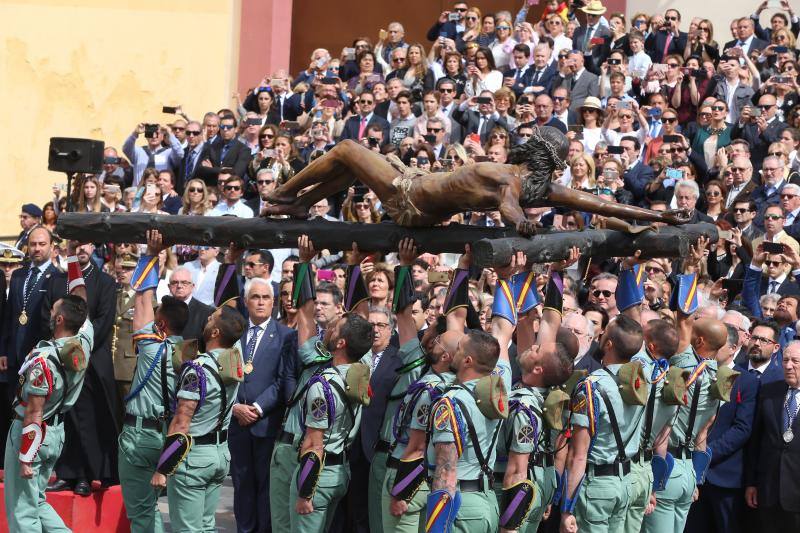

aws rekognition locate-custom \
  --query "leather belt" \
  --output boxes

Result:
[386,455,400,469]
[591,460,631,477]
[375,439,392,453]
[459,477,492,492]
[277,430,295,445]
[325,452,345,465]
[124,413,163,430]
[668,446,692,460]
[195,430,228,445]
[632,450,654,464]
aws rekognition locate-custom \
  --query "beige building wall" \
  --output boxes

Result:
[0,0,240,237]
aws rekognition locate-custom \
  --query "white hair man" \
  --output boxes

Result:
[169,266,214,341]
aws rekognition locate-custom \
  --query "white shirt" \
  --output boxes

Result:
[787,388,800,419]
[209,200,254,218]
[768,272,788,293]
[748,359,771,374]
[245,318,271,361]
[185,258,220,306]
[785,208,800,226]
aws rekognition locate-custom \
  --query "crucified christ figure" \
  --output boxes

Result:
[264,126,690,236]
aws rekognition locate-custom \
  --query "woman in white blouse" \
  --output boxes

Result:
[464,46,503,97]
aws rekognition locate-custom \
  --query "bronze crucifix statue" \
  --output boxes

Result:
[264,126,689,235]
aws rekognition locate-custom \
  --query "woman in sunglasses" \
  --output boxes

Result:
[179,179,213,215]
[701,179,728,221]
[671,56,710,124]
[488,19,517,70]
[455,7,489,52]
[247,124,280,180]
[691,100,733,168]
[684,19,719,64]
[707,222,751,281]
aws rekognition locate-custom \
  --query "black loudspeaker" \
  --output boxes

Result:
[48,137,105,174]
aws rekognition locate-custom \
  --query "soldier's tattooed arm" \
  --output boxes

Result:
[21,394,45,429]
[432,442,458,495]
[503,451,531,488]
[166,398,198,435]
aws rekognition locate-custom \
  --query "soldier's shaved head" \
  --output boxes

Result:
[691,318,729,355]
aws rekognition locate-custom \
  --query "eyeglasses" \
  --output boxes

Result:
[427,128,443,133]
[763,167,782,172]
[667,63,680,68]
[187,187,204,193]
[359,100,374,105]
[392,57,405,63]
[768,151,785,157]
[733,207,752,213]
[645,265,664,274]
[440,87,455,93]
[592,289,613,298]
[219,124,235,130]
[662,117,678,123]
[750,335,776,345]
[169,280,192,286]
[370,322,390,330]
[781,193,798,199]
[618,113,633,119]
[665,16,678,21]
[765,260,784,267]
[706,190,721,197]
[698,112,712,117]
[491,133,507,138]
[670,147,686,153]
[244,261,263,268]
[711,105,726,111]
[764,214,785,220]
[257,179,275,185]
[465,15,478,20]
[730,167,748,173]
[186,130,202,136]
[260,134,275,140]
[497,26,511,30]
[224,185,242,191]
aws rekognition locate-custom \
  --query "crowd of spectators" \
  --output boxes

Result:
[3,0,800,530]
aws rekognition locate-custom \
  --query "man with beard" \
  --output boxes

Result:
[494,249,578,533]
[40,241,118,495]
[288,236,373,533]
[381,241,476,533]
[743,320,784,384]
[118,230,188,531]
[149,300,246,531]
[269,236,372,532]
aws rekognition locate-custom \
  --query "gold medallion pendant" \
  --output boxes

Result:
[19,311,28,326]
[244,361,254,374]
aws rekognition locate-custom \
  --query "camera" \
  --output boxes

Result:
[367,137,380,147]
[144,124,159,138]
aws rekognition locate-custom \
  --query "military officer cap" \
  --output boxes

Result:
[0,245,24,264]
[119,252,139,268]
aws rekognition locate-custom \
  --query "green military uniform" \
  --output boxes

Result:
[368,339,427,533]
[167,348,240,532]
[381,362,455,533]
[118,322,180,533]
[427,360,512,533]
[4,320,94,532]
[269,338,331,532]
[494,385,558,533]
[642,347,719,533]
[289,361,364,533]
[112,284,136,401]
[624,351,678,533]
[569,364,648,533]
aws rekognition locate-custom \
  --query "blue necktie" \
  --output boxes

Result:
[245,325,261,362]
[184,150,196,177]
[221,142,231,162]
[785,389,798,432]
[23,266,40,303]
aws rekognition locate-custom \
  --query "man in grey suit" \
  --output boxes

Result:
[436,77,463,143]
[556,51,600,113]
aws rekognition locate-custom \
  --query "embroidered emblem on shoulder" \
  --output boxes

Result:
[517,425,536,444]
[181,372,199,392]
[311,397,328,420]
[416,404,430,426]
[433,402,451,431]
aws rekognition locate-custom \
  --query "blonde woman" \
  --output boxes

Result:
[180,178,213,215]
[570,153,596,190]
[78,176,106,213]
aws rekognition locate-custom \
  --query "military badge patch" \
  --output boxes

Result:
[517,425,536,444]
[310,397,328,420]
[181,372,199,392]
[416,404,430,426]
[433,403,451,431]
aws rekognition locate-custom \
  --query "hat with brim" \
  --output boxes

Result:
[21,203,42,218]
[0,247,23,264]
[581,96,603,111]
[581,0,607,15]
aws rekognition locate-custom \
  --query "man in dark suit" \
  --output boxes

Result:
[196,115,252,187]
[503,44,534,98]
[572,1,613,74]
[620,136,655,206]
[348,305,403,533]
[40,242,118,494]
[0,227,58,399]
[686,324,758,533]
[724,17,770,56]
[166,266,214,342]
[555,51,600,113]
[229,277,297,533]
[745,341,800,529]
[674,180,715,223]
[339,91,390,144]
[452,90,509,143]
[436,78,463,143]
[425,3,467,42]
[178,120,205,192]
[530,93,567,133]
[645,9,688,63]
[731,200,763,242]
[564,313,601,372]
[733,95,787,170]
[527,44,558,95]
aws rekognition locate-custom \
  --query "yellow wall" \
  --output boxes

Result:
[0,0,240,237]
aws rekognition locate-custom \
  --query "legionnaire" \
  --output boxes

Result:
[494,254,578,533]
[269,236,371,532]
[560,312,650,533]
[149,303,247,531]
[289,235,374,533]
[112,252,140,401]
[643,237,734,533]
[119,230,189,533]
[4,244,92,532]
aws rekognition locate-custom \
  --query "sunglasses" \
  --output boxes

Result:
[224,185,242,191]
[186,130,202,136]
[491,133,507,138]
[359,100,374,105]
[619,113,633,119]
[552,96,566,101]
[764,214,784,220]
[454,7,467,11]
[670,147,686,153]
[354,203,370,209]
[392,57,405,63]
[698,112,712,117]
[781,193,798,199]
[592,289,613,298]
[645,265,664,274]
[497,26,511,30]
[768,151,785,157]
[662,117,678,123]
[764,260,784,267]
[730,167,748,173]
[173,126,185,131]
[711,106,726,111]
[667,63,680,68]
[187,187,204,193]
[733,207,752,213]
[706,190,721,197]
[440,87,455,93]
[219,124,235,130]
[427,128,443,133]
[260,134,275,139]
[257,179,275,185]
[244,261,263,268]
[665,16,678,21]
[466,15,478,20]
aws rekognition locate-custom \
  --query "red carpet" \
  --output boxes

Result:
[0,472,130,532]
